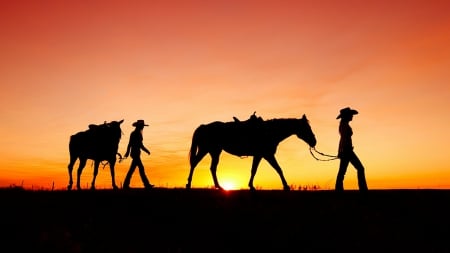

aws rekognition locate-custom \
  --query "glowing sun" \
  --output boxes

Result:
[222,181,236,191]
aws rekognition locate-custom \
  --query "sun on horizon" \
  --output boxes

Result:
[222,181,238,191]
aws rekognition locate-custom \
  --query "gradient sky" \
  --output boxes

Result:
[1,0,449,190]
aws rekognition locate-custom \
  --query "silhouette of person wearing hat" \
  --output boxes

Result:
[123,120,154,189]
[335,107,368,193]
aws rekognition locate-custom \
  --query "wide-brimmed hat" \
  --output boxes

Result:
[132,120,149,127]
[336,107,358,119]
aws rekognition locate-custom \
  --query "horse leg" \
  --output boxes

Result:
[186,149,208,189]
[264,155,290,191]
[76,158,87,190]
[109,161,118,190]
[90,160,100,190]
[67,156,77,191]
[209,151,223,190]
[248,156,262,191]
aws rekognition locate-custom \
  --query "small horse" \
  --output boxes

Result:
[67,120,124,190]
[186,114,317,191]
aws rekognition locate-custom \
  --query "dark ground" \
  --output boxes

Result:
[1,188,450,253]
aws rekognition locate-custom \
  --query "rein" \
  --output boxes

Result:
[99,153,126,169]
[116,153,125,163]
[309,147,339,161]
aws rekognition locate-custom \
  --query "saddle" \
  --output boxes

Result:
[87,122,112,141]
[232,112,264,125]
[88,121,109,131]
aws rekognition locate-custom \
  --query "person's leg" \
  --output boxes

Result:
[335,158,349,192]
[350,152,368,192]
[136,158,152,188]
[123,160,137,189]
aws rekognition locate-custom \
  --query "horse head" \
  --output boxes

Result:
[107,119,124,128]
[297,115,317,148]
[107,119,124,141]
[92,119,124,144]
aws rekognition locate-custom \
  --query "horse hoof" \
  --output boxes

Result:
[145,184,154,190]
[185,184,191,189]
[283,186,291,191]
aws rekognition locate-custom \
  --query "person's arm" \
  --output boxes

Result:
[124,135,132,158]
[141,143,150,155]
[139,132,150,155]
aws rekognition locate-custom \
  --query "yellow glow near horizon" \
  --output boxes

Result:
[222,181,237,191]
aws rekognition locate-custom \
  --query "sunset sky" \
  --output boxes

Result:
[1,0,449,190]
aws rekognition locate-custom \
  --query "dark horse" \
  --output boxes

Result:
[186,114,317,191]
[67,120,124,190]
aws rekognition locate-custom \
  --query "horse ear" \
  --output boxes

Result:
[301,114,307,120]
[119,119,124,124]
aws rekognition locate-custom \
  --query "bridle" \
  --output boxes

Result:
[309,147,339,161]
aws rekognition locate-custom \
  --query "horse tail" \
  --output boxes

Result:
[68,131,87,159]
[189,125,203,167]
[68,134,78,156]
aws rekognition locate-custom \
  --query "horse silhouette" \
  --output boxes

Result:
[186,114,317,191]
[67,120,124,190]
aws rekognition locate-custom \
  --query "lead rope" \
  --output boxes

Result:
[100,153,126,169]
[309,147,339,161]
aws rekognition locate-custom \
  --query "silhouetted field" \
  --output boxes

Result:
[2,188,450,253]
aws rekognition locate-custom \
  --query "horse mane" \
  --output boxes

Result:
[260,117,308,127]
[265,116,308,122]
[266,116,310,127]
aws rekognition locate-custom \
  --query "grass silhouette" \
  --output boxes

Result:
[2,188,450,253]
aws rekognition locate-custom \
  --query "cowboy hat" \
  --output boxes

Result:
[336,107,358,119]
[132,120,149,127]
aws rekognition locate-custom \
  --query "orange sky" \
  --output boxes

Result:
[1,0,449,190]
